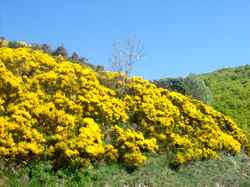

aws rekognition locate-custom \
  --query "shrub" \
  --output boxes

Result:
[0,47,248,169]
[153,75,213,104]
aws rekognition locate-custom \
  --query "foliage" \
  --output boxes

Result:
[196,65,250,156]
[0,46,248,170]
[0,37,102,71]
[1,153,250,187]
[0,47,149,168]
[29,43,53,54]
[124,77,246,165]
[184,74,213,104]
[70,52,79,62]
[0,40,250,186]
[196,65,250,135]
[53,45,68,57]
[153,74,213,104]
[155,65,250,156]
[5,40,30,48]
[111,125,158,167]
[153,77,187,95]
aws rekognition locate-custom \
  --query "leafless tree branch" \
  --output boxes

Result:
[111,36,145,76]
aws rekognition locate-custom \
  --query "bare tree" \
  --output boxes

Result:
[111,36,144,76]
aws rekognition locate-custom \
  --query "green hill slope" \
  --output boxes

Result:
[0,41,249,186]
[154,65,250,138]
[198,65,250,136]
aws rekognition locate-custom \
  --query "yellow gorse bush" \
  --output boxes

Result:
[0,47,248,167]
[124,78,247,164]
[111,125,158,167]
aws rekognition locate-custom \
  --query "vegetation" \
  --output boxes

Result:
[0,37,104,71]
[1,153,250,187]
[153,74,213,104]
[0,39,250,186]
[111,36,144,76]
[198,66,250,158]
[197,65,250,138]
[154,65,250,156]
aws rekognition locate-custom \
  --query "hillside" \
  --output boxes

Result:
[0,46,249,186]
[198,65,250,137]
[154,65,250,138]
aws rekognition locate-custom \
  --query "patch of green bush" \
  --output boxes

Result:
[153,74,213,104]
[1,153,250,187]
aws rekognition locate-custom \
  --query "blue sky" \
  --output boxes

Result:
[1,0,250,80]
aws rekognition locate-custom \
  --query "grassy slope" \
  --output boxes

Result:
[197,65,250,136]
[1,153,250,187]
[0,45,249,187]
[2,64,250,186]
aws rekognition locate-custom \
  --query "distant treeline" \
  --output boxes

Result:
[152,74,213,104]
[0,36,104,71]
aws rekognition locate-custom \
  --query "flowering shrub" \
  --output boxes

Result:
[111,125,158,167]
[0,46,248,168]
[48,117,106,167]
[124,78,247,165]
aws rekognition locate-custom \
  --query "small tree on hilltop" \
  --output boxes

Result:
[153,78,187,95]
[53,45,68,57]
[111,36,144,77]
[110,36,145,96]
[71,52,79,62]
[41,44,52,54]
[184,74,213,104]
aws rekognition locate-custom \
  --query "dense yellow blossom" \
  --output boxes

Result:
[123,78,247,164]
[48,118,106,166]
[111,125,158,166]
[0,46,248,167]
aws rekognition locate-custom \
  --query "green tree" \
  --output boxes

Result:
[184,74,213,104]
[153,75,213,104]
[153,78,187,95]
[95,65,105,72]
[71,52,79,62]
[53,45,68,57]
[41,44,52,54]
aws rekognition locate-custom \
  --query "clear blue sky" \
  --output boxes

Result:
[1,0,250,80]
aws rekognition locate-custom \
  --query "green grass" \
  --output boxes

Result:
[1,153,250,187]
[154,65,250,137]
[197,65,250,137]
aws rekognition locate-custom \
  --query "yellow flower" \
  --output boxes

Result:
[0,46,247,168]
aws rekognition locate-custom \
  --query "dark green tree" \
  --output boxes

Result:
[53,45,68,57]
[153,78,187,95]
[184,74,213,104]
[153,74,213,104]
[41,44,52,54]
[95,65,105,72]
[71,52,79,61]
[8,41,20,48]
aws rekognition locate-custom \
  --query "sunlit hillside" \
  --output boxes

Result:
[198,65,250,138]
[0,44,249,186]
